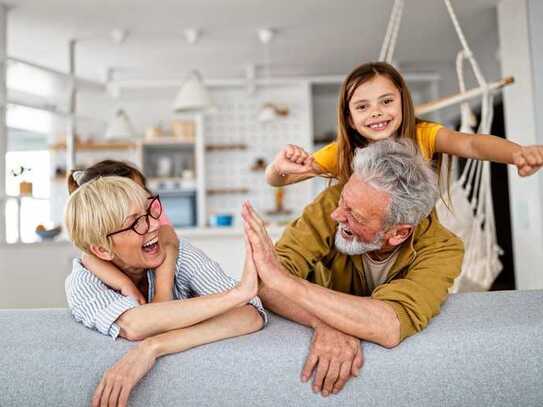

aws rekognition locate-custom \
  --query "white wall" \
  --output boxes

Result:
[497,0,543,289]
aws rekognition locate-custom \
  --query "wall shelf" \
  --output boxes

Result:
[206,187,249,195]
[205,143,247,152]
[49,141,137,151]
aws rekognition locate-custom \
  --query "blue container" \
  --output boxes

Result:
[210,214,234,227]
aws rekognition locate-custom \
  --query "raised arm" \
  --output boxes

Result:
[243,202,463,348]
[265,144,323,186]
[151,224,179,302]
[435,127,543,176]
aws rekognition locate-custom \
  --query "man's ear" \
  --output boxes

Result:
[89,244,114,261]
[386,224,414,247]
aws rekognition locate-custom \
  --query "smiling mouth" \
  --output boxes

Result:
[367,120,390,131]
[340,225,354,240]
[142,236,159,254]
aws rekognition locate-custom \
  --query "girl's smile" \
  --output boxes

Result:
[348,74,403,142]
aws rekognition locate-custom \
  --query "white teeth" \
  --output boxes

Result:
[369,121,388,129]
[143,237,158,248]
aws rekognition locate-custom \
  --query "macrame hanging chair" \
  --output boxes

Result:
[380,0,506,292]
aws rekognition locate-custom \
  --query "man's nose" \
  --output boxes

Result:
[331,207,346,222]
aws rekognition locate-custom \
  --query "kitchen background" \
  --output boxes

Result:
[1,0,543,308]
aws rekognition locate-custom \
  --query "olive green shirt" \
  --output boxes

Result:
[275,184,464,342]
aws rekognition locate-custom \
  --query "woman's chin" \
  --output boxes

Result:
[141,243,167,269]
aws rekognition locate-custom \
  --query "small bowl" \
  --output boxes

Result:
[35,225,62,240]
[209,214,234,227]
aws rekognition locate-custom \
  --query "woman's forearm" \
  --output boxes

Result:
[117,287,249,340]
[146,305,263,358]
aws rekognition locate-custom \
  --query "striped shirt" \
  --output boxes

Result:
[65,238,268,339]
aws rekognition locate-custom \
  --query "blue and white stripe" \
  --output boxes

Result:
[65,238,267,339]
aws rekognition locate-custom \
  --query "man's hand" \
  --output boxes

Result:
[303,322,364,397]
[241,201,285,288]
[92,340,157,407]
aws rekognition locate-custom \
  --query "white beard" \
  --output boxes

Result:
[334,223,385,255]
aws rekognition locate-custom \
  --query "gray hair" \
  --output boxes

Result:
[351,138,438,227]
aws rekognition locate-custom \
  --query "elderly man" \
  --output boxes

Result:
[64,176,266,407]
[242,139,464,397]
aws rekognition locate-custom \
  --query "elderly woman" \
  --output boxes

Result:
[64,176,266,407]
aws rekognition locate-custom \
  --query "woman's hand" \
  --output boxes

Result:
[92,340,157,407]
[271,144,316,177]
[513,145,543,176]
[235,232,259,303]
[241,202,286,289]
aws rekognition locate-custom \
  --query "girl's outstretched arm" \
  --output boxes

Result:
[435,127,543,176]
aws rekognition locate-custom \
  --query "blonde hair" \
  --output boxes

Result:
[64,176,149,254]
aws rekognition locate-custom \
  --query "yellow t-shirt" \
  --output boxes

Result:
[312,121,443,174]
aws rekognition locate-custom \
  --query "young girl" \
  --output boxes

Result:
[68,160,179,305]
[266,61,543,187]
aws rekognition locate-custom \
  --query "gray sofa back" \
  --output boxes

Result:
[1,290,542,406]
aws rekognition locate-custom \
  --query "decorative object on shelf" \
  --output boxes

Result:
[105,109,136,140]
[209,213,234,227]
[156,156,173,177]
[173,70,213,113]
[250,157,268,171]
[205,143,247,151]
[172,120,195,141]
[207,188,249,195]
[10,166,33,196]
[35,224,62,240]
[258,102,290,123]
[145,125,164,140]
[266,186,292,215]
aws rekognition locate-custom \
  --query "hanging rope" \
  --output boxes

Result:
[379,0,404,63]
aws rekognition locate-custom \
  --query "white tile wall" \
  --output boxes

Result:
[204,85,312,226]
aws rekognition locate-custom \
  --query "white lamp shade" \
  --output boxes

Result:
[257,104,277,122]
[105,109,135,140]
[173,70,213,112]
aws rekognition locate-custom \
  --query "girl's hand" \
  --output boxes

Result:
[512,145,543,177]
[272,144,316,177]
[120,284,147,305]
[236,232,259,302]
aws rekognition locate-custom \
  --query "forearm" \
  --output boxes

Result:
[274,275,400,347]
[470,134,521,164]
[265,163,319,186]
[153,230,179,302]
[258,283,323,328]
[117,287,248,340]
[265,164,289,186]
[146,305,263,358]
[82,253,131,290]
